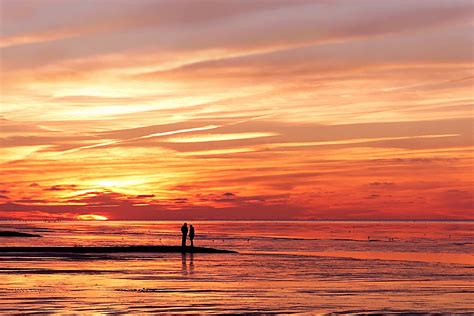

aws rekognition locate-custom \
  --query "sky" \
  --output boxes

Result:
[0,0,473,220]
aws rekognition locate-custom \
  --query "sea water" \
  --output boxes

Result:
[0,221,473,313]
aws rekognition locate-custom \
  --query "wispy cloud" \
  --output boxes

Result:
[61,125,221,153]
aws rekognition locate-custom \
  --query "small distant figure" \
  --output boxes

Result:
[181,222,188,248]
[189,225,195,248]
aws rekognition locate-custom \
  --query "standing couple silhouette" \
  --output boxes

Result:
[181,223,195,248]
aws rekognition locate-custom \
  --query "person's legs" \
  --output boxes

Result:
[182,236,186,247]
[190,238,194,247]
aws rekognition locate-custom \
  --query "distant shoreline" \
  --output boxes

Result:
[0,245,237,254]
[0,231,42,237]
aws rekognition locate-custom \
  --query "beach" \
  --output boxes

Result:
[0,220,473,314]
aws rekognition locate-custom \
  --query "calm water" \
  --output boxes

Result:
[0,221,473,314]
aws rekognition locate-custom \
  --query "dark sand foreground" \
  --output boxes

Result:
[0,245,236,254]
[0,231,42,237]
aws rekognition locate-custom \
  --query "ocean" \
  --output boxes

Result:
[0,221,473,314]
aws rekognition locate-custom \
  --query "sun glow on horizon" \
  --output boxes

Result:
[77,214,109,221]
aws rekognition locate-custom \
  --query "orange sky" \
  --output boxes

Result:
[0,0,473,220]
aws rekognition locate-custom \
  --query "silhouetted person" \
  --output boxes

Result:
[189,225,195,248]
[181,223,188,248]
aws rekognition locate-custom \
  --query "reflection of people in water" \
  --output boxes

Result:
[181,253,194,275]
[181,223,188,247]
[189,253,194,274]
[189,225,195,248]
[181,252,187,275]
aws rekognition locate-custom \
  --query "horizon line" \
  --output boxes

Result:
[1,219,473,222]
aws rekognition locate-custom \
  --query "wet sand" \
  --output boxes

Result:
[0,231,42,237]
[0,245,236,254]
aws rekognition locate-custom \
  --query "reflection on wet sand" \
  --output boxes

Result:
[252,250,474,265]
[181,253,195,276]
